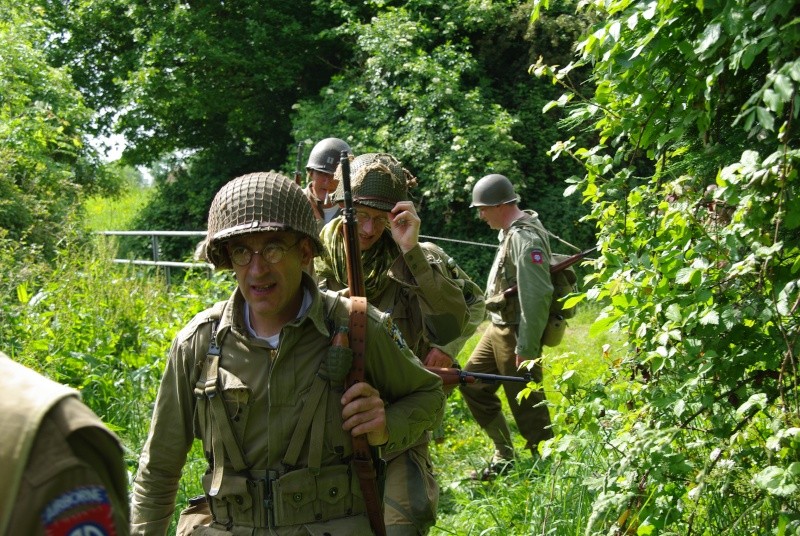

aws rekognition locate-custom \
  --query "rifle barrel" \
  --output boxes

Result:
[341,151,365,297]
[426,366,531,385]
[293,142,304,185]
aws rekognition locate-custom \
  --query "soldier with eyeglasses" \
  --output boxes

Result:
[130,171,445,535]
[315,153,485,536]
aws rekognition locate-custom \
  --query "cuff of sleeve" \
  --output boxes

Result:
[401,244,431,281]
[383,412,411,453]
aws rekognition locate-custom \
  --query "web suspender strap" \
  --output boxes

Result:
[282,374,329,473]
[195,321,249,496]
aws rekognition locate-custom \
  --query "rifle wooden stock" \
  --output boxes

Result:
[293,142,304,186]
[426,366,532,386]
[339,150,385,536]
[503,246,597,298]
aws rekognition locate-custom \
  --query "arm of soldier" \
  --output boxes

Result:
[512,231,553,361]
[8,397,130,536]
[364,312,445,453]
[426,277,487,365]
[130,337,197,536]
[393,243,469,347]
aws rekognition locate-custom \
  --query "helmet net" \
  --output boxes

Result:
[205,171,322,268]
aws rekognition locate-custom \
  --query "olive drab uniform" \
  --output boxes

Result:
[316,222,472,536]
[460,210,555,459]
[130,275,444,536]
[0,353,129,536]
[412,242,486,368]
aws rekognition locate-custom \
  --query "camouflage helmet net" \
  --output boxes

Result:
[205,171,323,268]
[331,153,417,212]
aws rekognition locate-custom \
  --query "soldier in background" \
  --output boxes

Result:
[316,152,482,535]
[0,352,129,535]
[303,137,352,231]
[130,171,444,535]
[461,174,555,481]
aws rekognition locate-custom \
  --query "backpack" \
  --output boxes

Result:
[550,253,579,320]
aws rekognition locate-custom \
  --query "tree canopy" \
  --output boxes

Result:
[0,0,118,257]
[34,0,595,275]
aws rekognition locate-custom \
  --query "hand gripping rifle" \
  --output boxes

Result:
[338,150,387,536]
[293,142,304,186]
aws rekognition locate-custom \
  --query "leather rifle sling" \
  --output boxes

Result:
[347,296,386,536]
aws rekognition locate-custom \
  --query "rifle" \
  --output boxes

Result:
[426,366,531,386]
[339,150,386,536]
[502,246,597,298]
[293,142,304,186]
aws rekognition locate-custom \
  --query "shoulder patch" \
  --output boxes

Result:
[530,249,545,264]
[384,316,408,350]
[43,486,116,535]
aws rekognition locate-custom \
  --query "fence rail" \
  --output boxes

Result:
[96,231,211,282]
[97,230,498,271]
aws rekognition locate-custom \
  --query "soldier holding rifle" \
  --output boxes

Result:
[461,173,556,481]
[315,152,480,535]
[130,171,444,535]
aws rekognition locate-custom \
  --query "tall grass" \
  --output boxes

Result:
[430,304,618,535]
[84,186,154,231]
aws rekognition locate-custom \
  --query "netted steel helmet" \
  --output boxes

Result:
[331,153,414,212]
[470,174,520,207]
[306,138,352,175]
[205,171,323,268]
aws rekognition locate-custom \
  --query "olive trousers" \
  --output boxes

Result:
[460,323,553,458]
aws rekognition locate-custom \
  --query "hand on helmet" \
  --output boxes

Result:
[389,201,420,254]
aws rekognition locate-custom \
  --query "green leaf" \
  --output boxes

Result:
[754,466,798,497]
[699,309,719,325]
[737,393,768,417]
[589,313,620,338]
[675,268,698,285]
[756,106,775,130]
[773,74,793,100]
[695,23,722,55]
[17,283,30,304]
[666,303,683,322]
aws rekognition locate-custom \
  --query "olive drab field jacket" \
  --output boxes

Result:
[0,355,129,536]
[130,274,445,535]
[485,211,554,358]
[412,242,486,363]
[321,242,470,361]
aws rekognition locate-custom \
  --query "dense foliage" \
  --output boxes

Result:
[0,0,120,257]
[32,0,596,277]
[5,0,799,533]
[534,0,800,533]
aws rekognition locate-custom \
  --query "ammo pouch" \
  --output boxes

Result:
[484,292,506,314]
[270,465,365,526]
[541,313,567,347]
[202,465,365,529]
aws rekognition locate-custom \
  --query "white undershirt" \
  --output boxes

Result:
[322,204,340,224]
[243,286,313,348]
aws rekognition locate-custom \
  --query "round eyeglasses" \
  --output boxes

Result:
[355,211,389,228]
[228,239,300,266]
